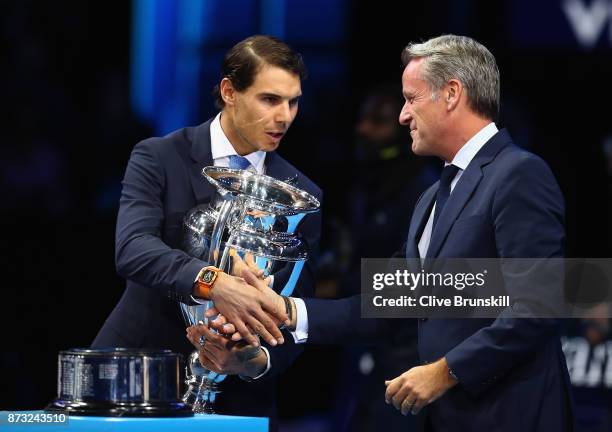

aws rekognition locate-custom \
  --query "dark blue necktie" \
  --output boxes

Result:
[433,164,460,229]
[228,155,252,170]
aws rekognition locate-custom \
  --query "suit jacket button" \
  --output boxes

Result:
[419,318,428,322]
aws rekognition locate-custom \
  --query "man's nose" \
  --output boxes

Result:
[399,105,412,126]
[275,102,292,124]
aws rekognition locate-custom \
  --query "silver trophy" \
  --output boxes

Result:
[179,166,320,413]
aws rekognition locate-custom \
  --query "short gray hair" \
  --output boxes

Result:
[401,35,500,121]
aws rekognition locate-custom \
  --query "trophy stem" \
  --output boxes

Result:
[182,350,225,414]
[209,198,235,266]
[183,376,221,414]
[219,231,236,271]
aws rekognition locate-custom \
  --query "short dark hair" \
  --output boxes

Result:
[212,35,307,109]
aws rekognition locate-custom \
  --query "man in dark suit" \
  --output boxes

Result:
[200,35,574,431]
[92,35,322,426]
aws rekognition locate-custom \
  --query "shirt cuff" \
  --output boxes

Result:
[290,297,309,344]
[251,346,271,380]
[190,295,209,305]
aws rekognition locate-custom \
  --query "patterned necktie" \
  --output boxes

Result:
[228,154,252,170]
[432,164,460,229]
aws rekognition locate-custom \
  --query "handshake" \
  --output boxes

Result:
[185,253,297,378]
[184,253,457,414]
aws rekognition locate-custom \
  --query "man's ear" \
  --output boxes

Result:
[445,79,462,111]
[220,78,236,106]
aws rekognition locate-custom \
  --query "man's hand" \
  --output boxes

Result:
[204,270,287,347]
[186,324,267,378]
[205,252,273,344]
[206,271,290,341]
[229,251,272,286]
[384,357,458,415]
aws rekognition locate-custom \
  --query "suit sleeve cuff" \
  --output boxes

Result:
[290,297,309,344]
[445,348,493,395]
[445,356,460,382]
[178,259,208,300]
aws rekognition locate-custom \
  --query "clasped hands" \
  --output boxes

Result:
[187,253,457,409]
[186,252,287,377]
[201,252,287,346]
[186,322,267,378]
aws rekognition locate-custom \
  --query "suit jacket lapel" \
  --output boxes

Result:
[265,151,294,181]
[189,119,216,203]
[425,165,482,258]
[405,186,437,259]
[426,129,513,258]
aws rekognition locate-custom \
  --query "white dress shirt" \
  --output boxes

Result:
[210,113,266,173]
[292,122,499,344]
[417,122,498,257]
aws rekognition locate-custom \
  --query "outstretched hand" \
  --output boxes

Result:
[209,269,287,347]
[207,270,286,342]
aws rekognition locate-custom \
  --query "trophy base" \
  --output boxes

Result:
[184,399,217,415]
[46,400,193,417]
[182,382,221,414]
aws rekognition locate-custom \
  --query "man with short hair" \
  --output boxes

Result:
[198,35,574,431]
[93,35,322,425]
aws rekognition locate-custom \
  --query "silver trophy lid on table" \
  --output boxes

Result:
[46,348,192,417]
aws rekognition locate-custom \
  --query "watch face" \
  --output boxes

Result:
[203,270,215,284]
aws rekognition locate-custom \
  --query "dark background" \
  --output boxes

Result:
[2,0,611,430]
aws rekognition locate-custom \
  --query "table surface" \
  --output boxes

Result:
[0,410,268,431]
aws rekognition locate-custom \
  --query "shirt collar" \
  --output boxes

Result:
[449,122,498,170]
[210,112,266,173]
